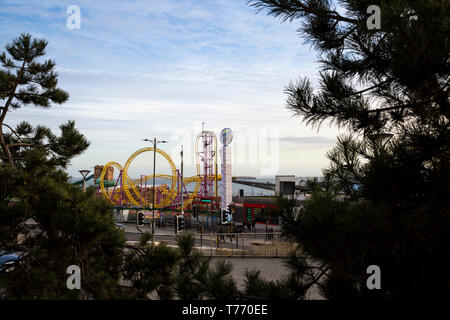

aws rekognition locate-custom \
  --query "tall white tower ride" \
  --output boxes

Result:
[220,128,233,212]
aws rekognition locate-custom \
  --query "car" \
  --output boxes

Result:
[0,249,19,273]
[115,222,125,232]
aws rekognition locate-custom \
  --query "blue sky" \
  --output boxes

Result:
[0,0,342,178]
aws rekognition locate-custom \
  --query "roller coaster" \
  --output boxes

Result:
[97,128,221,210]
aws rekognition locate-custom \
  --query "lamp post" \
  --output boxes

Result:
[79,170,90,193]
[142,138,168,235]
[181,145,184,216]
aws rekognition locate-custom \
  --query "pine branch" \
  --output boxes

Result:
[8,142,33,148]
[248,0,359,24]
[2,123,21,139]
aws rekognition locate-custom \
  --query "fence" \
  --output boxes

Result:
[150,232,300,257]
[122,213,243,234]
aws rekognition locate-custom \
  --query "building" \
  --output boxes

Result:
[232,195,305,226]
[275,175,295,196]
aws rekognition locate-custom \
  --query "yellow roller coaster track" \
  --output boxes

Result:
[99,146,221,209]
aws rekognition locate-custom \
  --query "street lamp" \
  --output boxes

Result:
[142,138,168,235]
[79,170,90,193]
[180,145,184,216]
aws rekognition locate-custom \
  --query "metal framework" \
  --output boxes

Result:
[195,124,218,198]
[98,128,221,209]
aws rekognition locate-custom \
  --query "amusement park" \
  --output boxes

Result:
[1,0,447,303]
[74,126,239,233]
[73,125,303,236]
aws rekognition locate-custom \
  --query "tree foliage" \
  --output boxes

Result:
[0,34,124,299]
[122,232,180,300]
[250,0,449,133]
[0,158,126,299]
[175,233,239,300]
[250,0,450,299]
[0,33,69,168]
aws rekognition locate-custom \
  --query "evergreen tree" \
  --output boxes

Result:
[0,34,125,299]
[250,0,450,298]
[0,142,126,299]
[175,233,239,300]
[175,233,212,299]
[122,233,240,300]
[122,232,180,300]
[0,33,69,168]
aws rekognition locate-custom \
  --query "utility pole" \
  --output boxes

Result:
[152,138,156,235]
[142,138,168,235]
[181,145,184,216]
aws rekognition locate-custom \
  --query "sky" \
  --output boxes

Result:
[0,0,343,178]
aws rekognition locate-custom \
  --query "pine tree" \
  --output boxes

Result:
[122,232,180,300]
[0,34,124,299]
[174,233,239,300]
[250,0,450,298]
[0,33,69,168]
[250,0,449,133]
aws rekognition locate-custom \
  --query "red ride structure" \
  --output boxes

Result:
[195,123,218,198]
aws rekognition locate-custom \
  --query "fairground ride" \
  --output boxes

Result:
[97,127,221,210]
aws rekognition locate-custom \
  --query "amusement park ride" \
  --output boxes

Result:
[97,126,226,212]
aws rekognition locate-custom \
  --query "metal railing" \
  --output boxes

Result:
[151,232,300,257]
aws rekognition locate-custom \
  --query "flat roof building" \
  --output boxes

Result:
[275,175,295,196]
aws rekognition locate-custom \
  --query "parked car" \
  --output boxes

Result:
[115,222,125,232]
[0,249,19,273]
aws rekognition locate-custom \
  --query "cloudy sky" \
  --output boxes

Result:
[0,0,342,178]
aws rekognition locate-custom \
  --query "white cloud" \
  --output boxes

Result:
[0,0,339,177]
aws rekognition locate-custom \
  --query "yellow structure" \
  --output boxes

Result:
[99,145,221,209]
